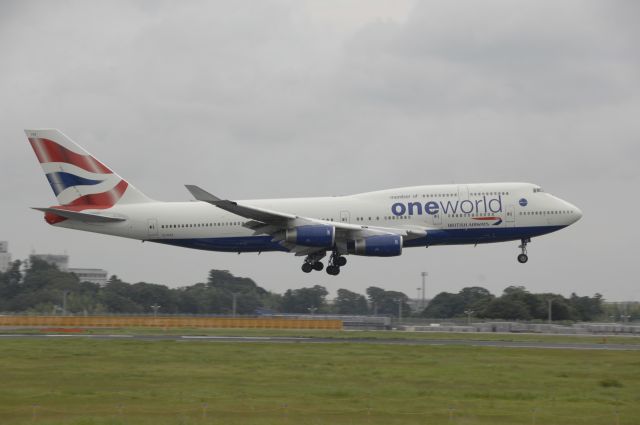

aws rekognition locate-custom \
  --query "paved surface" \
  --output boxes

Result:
[1,333,639,350]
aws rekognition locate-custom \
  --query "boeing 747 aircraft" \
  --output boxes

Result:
[26,129,582,275]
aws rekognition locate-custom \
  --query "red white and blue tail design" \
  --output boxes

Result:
[25,129,152,210]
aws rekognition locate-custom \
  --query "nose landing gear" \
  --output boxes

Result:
[517,238,530,263]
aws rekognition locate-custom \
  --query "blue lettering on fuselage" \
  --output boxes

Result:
[391,195,503,216]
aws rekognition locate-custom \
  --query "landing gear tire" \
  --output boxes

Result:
[301,252,327,273]
[517,238,530,264]
[326,265,340,276]
[335,256,347,267]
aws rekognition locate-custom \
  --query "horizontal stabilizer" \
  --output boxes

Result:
[32,207,126,223]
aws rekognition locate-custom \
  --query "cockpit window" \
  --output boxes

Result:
[533,187,544,193]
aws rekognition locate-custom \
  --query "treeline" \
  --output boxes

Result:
[0,257,408,316]
[0,257,610,321]
[422,286,605,321]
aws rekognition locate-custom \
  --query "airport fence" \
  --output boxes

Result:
[0,315,342,330]
[395,319,640,335]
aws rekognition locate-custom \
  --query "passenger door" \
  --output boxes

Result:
[458,185,469,200]
[147,218,159,237]
[505,206,515,227]
[340,210,351,224]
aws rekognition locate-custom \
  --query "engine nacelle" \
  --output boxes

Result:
[347,234,403,257]
[285,225,335,248]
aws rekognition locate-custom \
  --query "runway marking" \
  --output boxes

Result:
[89,334,134,338]
[182,336,273,340]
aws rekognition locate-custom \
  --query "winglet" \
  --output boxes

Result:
[184,185,294,223]
[185,185,223,203]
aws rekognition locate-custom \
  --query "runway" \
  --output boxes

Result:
[1,333,638,350]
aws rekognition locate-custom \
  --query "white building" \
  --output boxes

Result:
[68,268,109,286]
[23,250,109,285]
[0,241,11,272]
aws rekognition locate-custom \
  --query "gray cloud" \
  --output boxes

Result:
[1,0,638,300]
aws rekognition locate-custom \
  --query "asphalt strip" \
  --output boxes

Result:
[0,334,638,350]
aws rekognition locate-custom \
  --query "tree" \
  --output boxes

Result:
[458,287,494,312]
[482,298,532,320]
[6,257,96,313]
[569,293,604,321]
[0,260,22,308]
[281,285,328,313]
[538,293,573,321]
[498,286,544,319]
[334,289,368,315]
[421,286,495,318]
[366,286,410,317]
[128,282,179,313]
[421,292,461,318]
[206,270,268,314]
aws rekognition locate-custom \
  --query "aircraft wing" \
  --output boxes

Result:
[185,185,427,254]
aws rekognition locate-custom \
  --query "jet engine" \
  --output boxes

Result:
[347,234,403,257]
[285,225,335,248]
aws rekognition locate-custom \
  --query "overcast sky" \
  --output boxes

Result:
[1,0,638,301]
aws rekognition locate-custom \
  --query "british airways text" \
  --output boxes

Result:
[391,195,503,216]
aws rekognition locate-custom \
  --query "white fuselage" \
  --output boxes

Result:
[53,182,582,253]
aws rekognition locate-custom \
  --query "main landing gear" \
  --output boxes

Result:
[301,252,326,273]
[517,238,530,263]
[301,262,323,273]
[301,250,347,275]
[326,250,347,276]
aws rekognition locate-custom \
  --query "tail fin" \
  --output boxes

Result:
[25,129,152,209]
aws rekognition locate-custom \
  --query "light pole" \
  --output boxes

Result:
[547,299,553,324]
[61,290,69,315]
[464,309,474,326]
[397,299,403,322]
[421,272,428,308]
[232,293,238,317]
[151,303,161,318]
[416,287,422,311]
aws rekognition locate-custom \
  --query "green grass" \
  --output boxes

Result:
[0,337,639,424]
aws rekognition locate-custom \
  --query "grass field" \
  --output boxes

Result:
[1,336,639,425]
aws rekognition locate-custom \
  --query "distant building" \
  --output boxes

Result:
[68,268,109,286]
[0,241,11,272]
[26,250,109,285]
[31,254,69,271]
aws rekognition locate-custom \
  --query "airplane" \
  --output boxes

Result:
[25,129,582,275]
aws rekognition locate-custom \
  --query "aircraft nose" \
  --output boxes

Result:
[573,206,583,221]
[566,202,583,224]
